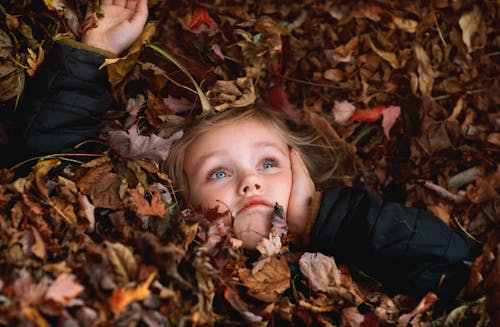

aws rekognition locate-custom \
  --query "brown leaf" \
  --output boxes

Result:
[77,165,122,209]
[0,29,13,58]
[34,159,61,198]
[30,227,47,261]
[239,255,290,303]
[413,43,436,97]
[368,37,401,69]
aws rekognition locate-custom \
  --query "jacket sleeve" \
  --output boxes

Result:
[308,186,476,303]
[16,41,112,157]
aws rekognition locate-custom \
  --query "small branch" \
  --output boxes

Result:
[434,14,447,47]
[432,88,488,101]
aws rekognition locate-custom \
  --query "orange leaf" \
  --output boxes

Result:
[128,188,166,218]
[348,105,385,122]
[108,272,156,318]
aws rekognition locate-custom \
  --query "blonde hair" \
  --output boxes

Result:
[164,105,357,196]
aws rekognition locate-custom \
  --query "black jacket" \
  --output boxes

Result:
[7,41,111,169]
[14,42,475,304]
[310,187,475,304]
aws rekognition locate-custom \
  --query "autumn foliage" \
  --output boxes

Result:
[0,0,499,326]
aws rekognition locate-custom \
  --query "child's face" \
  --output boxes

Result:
[184,118,292,249]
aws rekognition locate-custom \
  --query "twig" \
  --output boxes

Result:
[434,14,447,47]
[453,215,482,244]
[432,88,488,101]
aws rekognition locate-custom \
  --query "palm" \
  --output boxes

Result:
[81,0,148,55]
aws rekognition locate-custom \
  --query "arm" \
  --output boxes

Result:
[16,42,111,157]
[309,186,476,303]
[15,0,148,159]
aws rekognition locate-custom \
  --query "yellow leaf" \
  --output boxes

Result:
[26,46,45,77]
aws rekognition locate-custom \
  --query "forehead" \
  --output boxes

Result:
[184,117,288,163]
[194,117,286,147]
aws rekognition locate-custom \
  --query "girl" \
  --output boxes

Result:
[165,106,475,304]
[14,0,475,306]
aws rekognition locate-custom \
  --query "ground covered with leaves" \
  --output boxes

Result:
[0,0,499,326]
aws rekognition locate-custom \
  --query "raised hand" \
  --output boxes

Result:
[81,0,148,55]
[286,147,316,239]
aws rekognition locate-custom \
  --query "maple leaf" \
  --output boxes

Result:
[128,188,166,218]
[44,273,84,306]
[108,124,183,162]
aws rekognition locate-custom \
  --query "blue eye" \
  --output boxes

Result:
[209,169,228,180]
[261,160,276,169]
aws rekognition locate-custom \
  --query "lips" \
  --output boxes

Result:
[236,196,273,216]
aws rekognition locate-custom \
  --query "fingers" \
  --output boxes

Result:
[113,0,126,6]
[130,0,148,26]
[125,0,138,10]
[101,0,113,4]
[290,147,313,186]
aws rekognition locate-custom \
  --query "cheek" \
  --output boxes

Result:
[275,173,292,207]
[189,183,231,212]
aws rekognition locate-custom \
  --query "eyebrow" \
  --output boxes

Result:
[190,141,288,174]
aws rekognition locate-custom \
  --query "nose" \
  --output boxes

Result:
[238,173,262,195]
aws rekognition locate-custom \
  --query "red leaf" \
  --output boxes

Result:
[349,105,385,122]
[267,85,302,123]
[188,7,217,30]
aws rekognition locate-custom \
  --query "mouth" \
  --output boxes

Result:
[236,197,273,216]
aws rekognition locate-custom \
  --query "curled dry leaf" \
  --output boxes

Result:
[299,252,341,293]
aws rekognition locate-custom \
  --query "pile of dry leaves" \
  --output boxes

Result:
[0,0,499,326]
